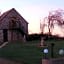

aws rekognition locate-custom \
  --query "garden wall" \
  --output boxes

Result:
[42,58,64,64]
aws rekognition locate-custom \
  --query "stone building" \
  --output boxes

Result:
[0,8,28,43]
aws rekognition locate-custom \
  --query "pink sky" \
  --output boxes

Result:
[0,0,64,36]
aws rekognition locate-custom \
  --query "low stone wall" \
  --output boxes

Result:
[42,59,50,64]
[42,58,64,64]
[50,58,64,64]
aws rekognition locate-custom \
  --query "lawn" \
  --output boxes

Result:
[45,39,64,58]
[0,40,42,64]
[0,39,64,64]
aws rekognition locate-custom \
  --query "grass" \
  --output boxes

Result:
[0,40,42,64]
[0,39,64,64]
[45,39,64,58]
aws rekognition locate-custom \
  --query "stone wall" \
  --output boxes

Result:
[50,58,64,64]
[42,58,64,64]
[8,30,24,42]
[0,30,3,42]
[0,29,25,43]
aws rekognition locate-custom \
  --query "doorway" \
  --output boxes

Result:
[3,29,8,42]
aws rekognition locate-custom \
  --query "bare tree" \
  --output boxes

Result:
[40,9,64,36]
[40,17,47,34]
[48,9,64,35]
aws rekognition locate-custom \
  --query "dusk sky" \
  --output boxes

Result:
[0,0,64,36]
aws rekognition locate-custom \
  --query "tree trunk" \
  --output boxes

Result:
[48,20,51,38]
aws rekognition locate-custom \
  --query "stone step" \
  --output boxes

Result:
[0,42,8,48]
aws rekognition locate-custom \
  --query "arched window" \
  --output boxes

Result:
[9,16,19,29]
[11,19,16,27]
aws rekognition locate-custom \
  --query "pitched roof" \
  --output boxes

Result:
[0,8,28,24]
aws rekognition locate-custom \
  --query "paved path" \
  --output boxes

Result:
[0,58,23,64]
